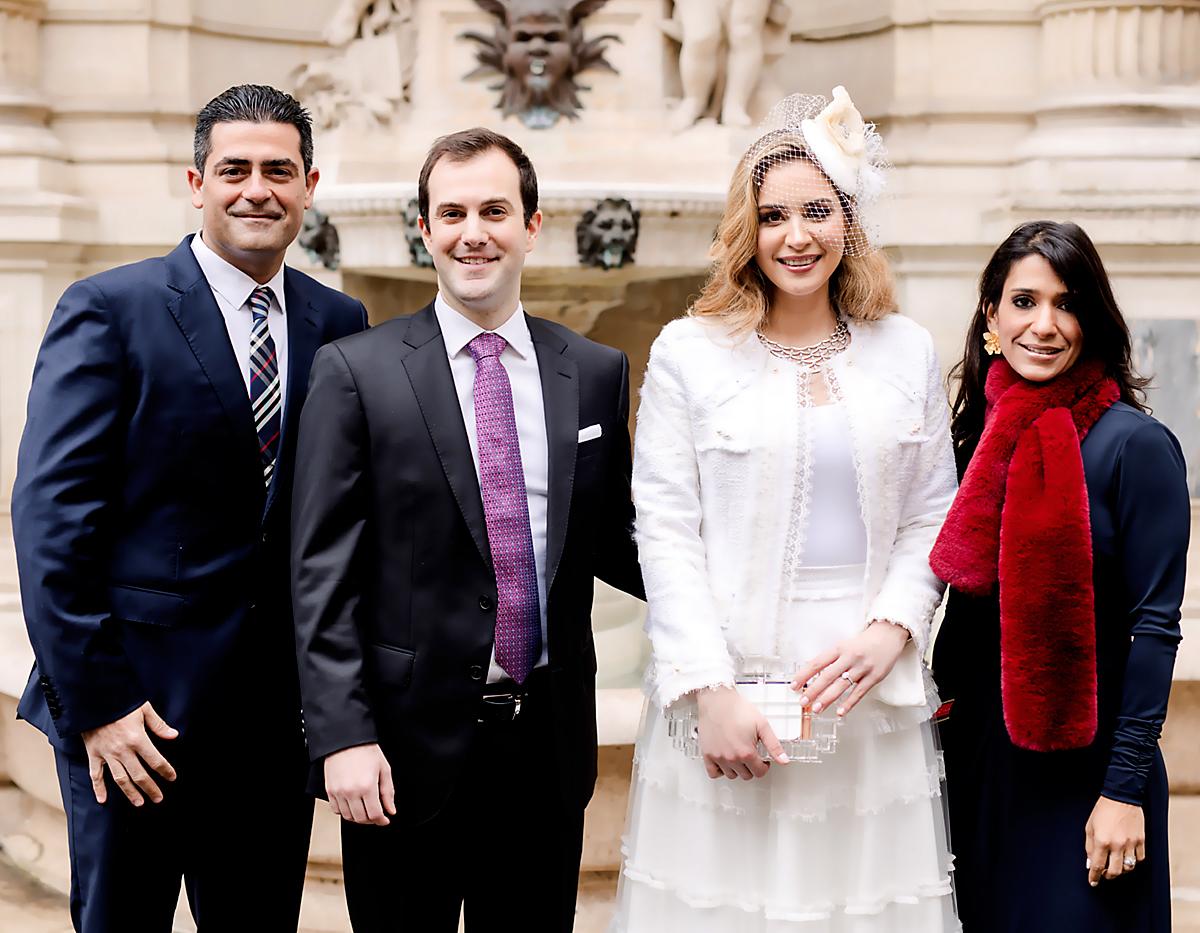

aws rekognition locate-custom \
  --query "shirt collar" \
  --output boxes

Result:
[434,292,532,360]
[191,231,287,315]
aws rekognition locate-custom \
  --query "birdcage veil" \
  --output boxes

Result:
[743,87,889,257]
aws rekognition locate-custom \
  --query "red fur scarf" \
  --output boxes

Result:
[930,357,1119,751]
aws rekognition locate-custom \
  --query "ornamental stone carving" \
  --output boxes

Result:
[576,197,639,269]
[293,0,416,130]
[663,0,791,131]
[403,198,434,268]
[299,210,341,271]
[459,0,619,129]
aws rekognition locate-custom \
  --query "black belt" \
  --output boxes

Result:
[477,667,549,725]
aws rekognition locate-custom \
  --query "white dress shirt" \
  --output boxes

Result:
[434,293,550,683]
[190,232,289,410]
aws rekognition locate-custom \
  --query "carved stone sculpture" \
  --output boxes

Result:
[662,0,791,130]
[293,0,415,130]
[299,210,341,271]
[460,0,619,129]
[576,198,639,269]
[403,198,434,268]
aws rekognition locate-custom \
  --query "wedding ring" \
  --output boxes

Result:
[1123,857,1136,869]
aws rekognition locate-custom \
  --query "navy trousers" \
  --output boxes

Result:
[54,717,312,933]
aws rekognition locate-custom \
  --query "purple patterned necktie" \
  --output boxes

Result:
[468,332,541,683]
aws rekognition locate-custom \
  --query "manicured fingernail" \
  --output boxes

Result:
[836,707,846,717]
[1090,881,1098,888]
[812,702,823,713]
[798,694,809,707]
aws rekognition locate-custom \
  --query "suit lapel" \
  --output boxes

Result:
[529,316,578,594]
[164,239,262,487]
[263,269,321,518]
[402,304,492,568]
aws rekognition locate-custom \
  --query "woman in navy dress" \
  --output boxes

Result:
[931,220,1188,932]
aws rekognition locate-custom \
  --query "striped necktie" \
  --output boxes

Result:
[249,286,282,487]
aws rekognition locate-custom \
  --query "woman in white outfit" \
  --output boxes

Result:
[611,89,961,931]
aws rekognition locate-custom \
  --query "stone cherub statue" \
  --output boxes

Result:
[293,0,415,129]
[663,0,792,131]
[460,0,619,129]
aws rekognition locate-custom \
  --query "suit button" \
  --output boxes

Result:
[479,595,494,611]
[469,665,484,681]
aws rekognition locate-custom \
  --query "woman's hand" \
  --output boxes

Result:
[791,620,910,716]
[1086,796,1145,886]
[695,686,789,780]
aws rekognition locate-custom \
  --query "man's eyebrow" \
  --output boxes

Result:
[434,197,515,212]
[212,157,298,170]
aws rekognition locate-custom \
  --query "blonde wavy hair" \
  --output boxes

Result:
[689,138,896,335]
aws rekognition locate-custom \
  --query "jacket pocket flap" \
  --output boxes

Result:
[370,643,415,689]
[109,584,189,627]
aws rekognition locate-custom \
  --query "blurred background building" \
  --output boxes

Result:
[0,1,1197,929]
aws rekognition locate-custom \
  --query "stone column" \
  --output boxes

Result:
[1020,1,1200,193]
[0,1,81,591]
[0,1,56,161]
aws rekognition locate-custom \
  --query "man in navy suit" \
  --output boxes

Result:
[11,84,368,932]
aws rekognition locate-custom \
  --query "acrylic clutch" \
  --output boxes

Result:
[664,672,840,763]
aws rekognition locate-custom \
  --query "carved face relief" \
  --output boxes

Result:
[461,0,618,129]
[576,198,640,269]
[402,198,434,268]
[299,209,341,270]
[504,12,573,96]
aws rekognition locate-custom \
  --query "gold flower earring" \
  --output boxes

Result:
[983,329,1002,356]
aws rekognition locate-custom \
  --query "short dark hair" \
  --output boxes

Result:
[417,128,539,226]
[949,220,1150,459]
[194,84,314,176]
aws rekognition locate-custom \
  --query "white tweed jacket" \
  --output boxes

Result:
[633,313,957,710]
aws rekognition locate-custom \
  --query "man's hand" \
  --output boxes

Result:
[81,701,178,806]
[696,686,788,781]
[792,620,910,716]
[1086,796,1146,886]
[324,743,396,826]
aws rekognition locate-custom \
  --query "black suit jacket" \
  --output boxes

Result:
[291,302,643,822]
[12,236,368,752]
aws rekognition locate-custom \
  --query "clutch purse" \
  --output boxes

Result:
[664,671,840,762]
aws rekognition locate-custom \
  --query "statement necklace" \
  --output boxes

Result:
[756,316,850,366]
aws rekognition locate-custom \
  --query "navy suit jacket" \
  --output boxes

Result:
[12,235,368,753]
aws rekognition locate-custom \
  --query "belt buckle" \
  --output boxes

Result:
[479,691,523,724]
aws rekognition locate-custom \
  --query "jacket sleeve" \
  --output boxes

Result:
[594,350,645,601]
[865,329,957,656]
[633,331,735,707]
[291,342,379,760]
[11,280,145,736]
[1101,420,1188,805]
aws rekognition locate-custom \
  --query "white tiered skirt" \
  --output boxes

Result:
[610,567,960,932]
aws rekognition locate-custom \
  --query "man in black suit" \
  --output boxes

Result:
[291,128,644,932]
[12,85,368,932]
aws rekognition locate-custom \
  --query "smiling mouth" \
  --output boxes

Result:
[778,255,820,269]
[1018,343,1064,357]
[456,257,497,265]
[233,213,281,221]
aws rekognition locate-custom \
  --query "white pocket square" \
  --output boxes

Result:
[578,424,603,444]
